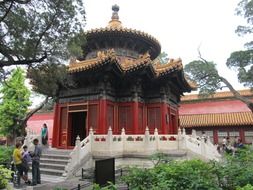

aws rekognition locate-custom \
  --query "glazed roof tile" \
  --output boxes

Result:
[180,112,253,128]
[85,27,161,48]
[68,50,119,73]
[68,50,183,76]
[181,89,253,101]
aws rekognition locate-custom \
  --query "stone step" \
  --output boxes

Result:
[28,173,66,183]
[41,154,70,160]
[39,168,65,176]
[38,158,69,165]
[42,148,72,155]
[40,163,66,170]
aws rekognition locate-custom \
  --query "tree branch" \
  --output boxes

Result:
[198,48,209,64]
[0,0,31,4]
[34,12,58,51]
[19,96,49,131]
[0,1,13,22]
[0,51,47,67]
[219,76,253,112]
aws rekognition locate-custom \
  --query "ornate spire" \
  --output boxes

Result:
[108,4,122,28]
[111,4,119,20]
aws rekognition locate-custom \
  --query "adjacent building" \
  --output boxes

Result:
[179,89,253,144]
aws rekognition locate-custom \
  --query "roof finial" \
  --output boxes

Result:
[108,4,122,28]
[111,4,120,20]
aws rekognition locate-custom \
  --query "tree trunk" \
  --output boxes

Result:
[20,96,49,136]
[219,77,253,112]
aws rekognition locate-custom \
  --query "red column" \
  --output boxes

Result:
[132,101,138,134]
[99,99,107,134]
[161,103,168,134]
[213,129,218,144]
[52,103,59,148]
[168,107,172,134]
[143,105,147,130]
[239,127,245,143]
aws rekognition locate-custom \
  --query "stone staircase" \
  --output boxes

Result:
[29,148,72,183]
[40,148,71,176]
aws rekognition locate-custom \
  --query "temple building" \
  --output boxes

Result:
[51,5,193,149]
[179,89,253,144]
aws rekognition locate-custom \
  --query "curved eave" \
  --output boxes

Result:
[124,57,151,73]
[68,56,121,74]
[155,61,195,92]
[83,27,161,60]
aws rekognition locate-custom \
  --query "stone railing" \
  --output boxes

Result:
[23,128,41,151]
[63,130,92,178]
[178,128,221,161]
[64,127,221,178]
[91,127,179,157]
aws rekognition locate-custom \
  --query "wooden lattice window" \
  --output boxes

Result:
[118,106,132,131]
[107,105,114,130]
[147,107,161,130]
[88,104,98,130]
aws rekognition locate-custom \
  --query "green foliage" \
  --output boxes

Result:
[0,146,14,165]
[218,147,253,190]
[184,60,221,96]
[0,68,31,137]
[0,165,12,189]
[225,0,253,90]
[122,159,220,190]
[155,52,169,64]
[226,50,253,89]
[122,148,253,190]
[53,187,67,190]
[237,184,253,190]
[92,182,117,190]
[0,0,86,68]
[150,152,171,166]
[27,63,74,98]
[235,0,253,36]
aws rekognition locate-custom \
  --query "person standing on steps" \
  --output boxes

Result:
[31,138,42,186]
[41,123,48,146]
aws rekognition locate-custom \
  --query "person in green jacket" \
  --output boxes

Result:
[41,123,48,145]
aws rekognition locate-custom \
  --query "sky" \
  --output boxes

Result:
[83,0,248,90]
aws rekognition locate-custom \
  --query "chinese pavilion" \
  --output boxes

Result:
[52,5,193,149]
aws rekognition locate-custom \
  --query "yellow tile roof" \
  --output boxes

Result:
[68,49,184,77]
[180,112,253,128]
[181,89,253,101]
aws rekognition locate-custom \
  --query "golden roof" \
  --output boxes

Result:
[180,112,253,128]
[68,49,184,77]
[181,89,253,102]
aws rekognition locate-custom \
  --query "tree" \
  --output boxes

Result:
[226,0,253,89]
[184,0,253,112]
[184,57,253,112]
[155,51,169,64]
[0,0,86,70]
[0,68,30,141]
[0,0,86,128]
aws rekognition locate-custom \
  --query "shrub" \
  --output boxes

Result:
[237,184,253,190]
[0,165,12,189]
[0,146,14,166]
[122,159,220,190]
